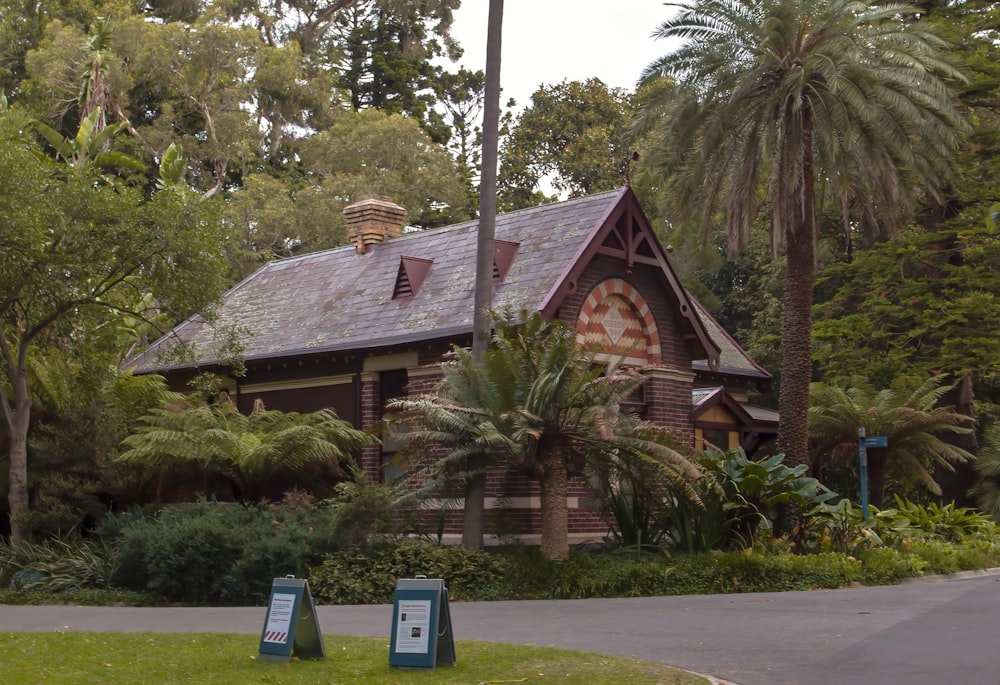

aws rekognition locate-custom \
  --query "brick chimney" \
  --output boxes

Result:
[342,195,408,254]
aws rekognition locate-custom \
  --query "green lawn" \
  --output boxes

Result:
[0,633,708,684]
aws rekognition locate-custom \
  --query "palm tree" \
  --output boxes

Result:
[635,0,969,471]
[391,312,703,560]
[78,16,115,132]
[808,376,974,507]
[119,396,376,501]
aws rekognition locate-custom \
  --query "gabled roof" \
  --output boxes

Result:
[692,386,779,430]
[690,299,773,387]
[127,188,721,373]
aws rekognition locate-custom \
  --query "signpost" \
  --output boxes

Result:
[389,577,455,670]
[858,428,888,519]
[257,576,325,663]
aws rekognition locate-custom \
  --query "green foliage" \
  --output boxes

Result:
[321,477,420,552]
[866,497,998,545]
[118,397,376,501]
[109,499,346,605]
[660,551,861,594]
[31,107,144,172]
[813,229,1000,386]
[16,372,179,541]
[1,110,229,543]
[312,544,870,603]
[857,547,921,585]
[498,78,634,210]
[0,538,117,592]
[6,502,999,607]
[662,448,836,553]
[598,468,672,551]
[809,376,975,505]
[858,538,1000,586]
[802,490,999,559]
[970,422,1000,519]
[298,108,470,229]
[310,539,510,605]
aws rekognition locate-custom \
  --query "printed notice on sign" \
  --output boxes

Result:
[394,599,431,654]
[263,592,296,644]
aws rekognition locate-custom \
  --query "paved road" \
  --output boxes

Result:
[3,571,999,684]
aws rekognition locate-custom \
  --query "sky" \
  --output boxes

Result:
[447,2,676,109]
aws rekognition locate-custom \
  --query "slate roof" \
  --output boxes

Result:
[127,187,766,383]
[129,190,627,372]
[691,299,772,384]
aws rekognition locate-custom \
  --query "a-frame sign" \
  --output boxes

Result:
[257,576,326,663]
[389,577,455,669]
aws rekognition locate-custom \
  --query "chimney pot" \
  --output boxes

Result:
[343,195,408,254]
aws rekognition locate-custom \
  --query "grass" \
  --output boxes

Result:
[0,633,708,685]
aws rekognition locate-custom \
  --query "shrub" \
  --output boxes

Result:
[659,448,839,554]
[660,551,861,594]
[109,499,346,604]
[859,547,924,585]
[910,539,1000,575]
[310,544,871,604]
[309,540,510,605]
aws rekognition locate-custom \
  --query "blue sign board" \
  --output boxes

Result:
[258,576,325,663]
[389,577,455,670]
[863,436,888,448]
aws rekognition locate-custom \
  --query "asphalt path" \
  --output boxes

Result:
[2,571,999,684]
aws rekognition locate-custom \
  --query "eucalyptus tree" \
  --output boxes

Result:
[808,376,975,507]
[391,313,703,560]
[498,78,634,211]
[634,0,970,471]
[0,112,228,544]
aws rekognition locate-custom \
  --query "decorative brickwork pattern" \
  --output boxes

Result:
[575,278,661,365]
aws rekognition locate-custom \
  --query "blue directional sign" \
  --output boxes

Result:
[858,432,889,519]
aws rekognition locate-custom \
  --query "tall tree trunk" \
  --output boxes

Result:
[868,450,888,509]
[463,0,504,548]
[775,117,817,539]
[3,368,32,545]
[539,451,569,560]
[776,121,817,471]
[462,460,487,548]
[935,373,978,506]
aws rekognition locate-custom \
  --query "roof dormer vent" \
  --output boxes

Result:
[393,256,433,299]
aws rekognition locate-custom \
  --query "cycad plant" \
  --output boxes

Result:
[970,423,1000,520]
[391,311,703,560]
[809,376,974,507]
[119,395,376,501]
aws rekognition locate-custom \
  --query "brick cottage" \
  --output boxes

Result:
[127,187,777,544]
